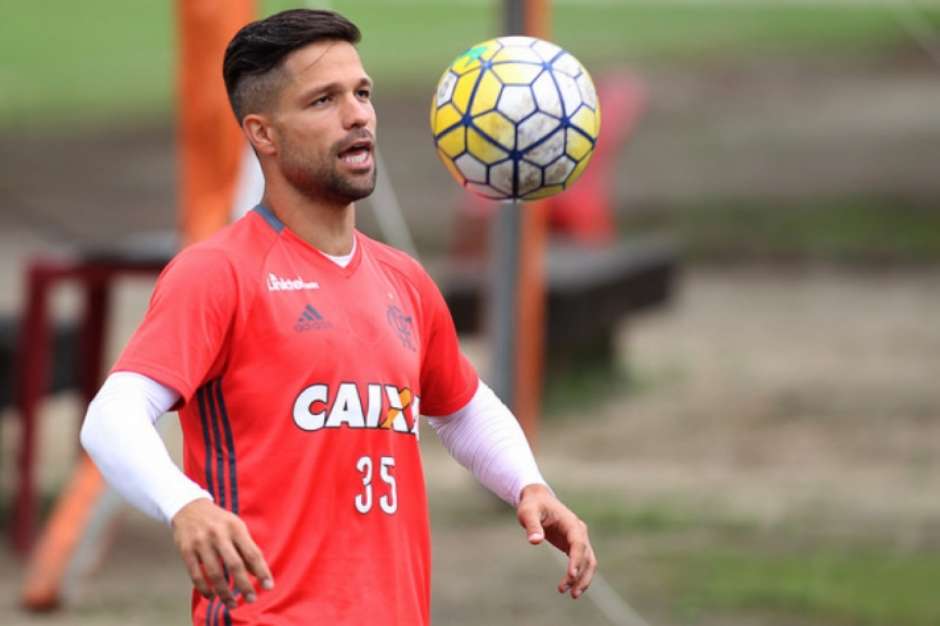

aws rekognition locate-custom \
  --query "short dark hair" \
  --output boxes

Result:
[223,9,361,122]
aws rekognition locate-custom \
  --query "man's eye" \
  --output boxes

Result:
[358,89,372,100]
[311,95,331,107]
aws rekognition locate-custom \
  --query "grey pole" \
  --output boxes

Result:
[489,0,526,406]
[489,200,522,406]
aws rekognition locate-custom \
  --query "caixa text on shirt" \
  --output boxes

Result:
[293,382,420,436]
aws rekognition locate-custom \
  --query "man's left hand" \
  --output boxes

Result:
[516,483,597,599]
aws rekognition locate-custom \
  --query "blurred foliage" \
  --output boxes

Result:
[2,1,939,129]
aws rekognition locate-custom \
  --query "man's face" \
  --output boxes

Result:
[268,40,377,204]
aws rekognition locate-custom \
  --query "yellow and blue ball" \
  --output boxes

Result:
[430,36,600,202]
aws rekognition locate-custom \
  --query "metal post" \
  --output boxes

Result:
[489,201,522,406]
[489,1,527,406]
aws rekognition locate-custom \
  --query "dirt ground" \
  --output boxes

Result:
[2,267,938,626]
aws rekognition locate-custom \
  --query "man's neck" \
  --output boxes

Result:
[260,184,356,256]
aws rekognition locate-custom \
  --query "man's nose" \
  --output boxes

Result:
[343,94,372,129]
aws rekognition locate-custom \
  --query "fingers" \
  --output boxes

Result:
[514,489,598,599]
[516,505,545,544]
[215,538,257,606]
[195,540,238,609]
[574,545,599,598]
[232,526,275,590]
[558,532,586,595]
[179,548,213,599]
[173,501,274,609]
[558,521,597,600]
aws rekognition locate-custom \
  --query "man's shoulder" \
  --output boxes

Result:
[169,212,275,274]
[359,231,428,283]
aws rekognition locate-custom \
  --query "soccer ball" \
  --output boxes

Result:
[430,36,600,202]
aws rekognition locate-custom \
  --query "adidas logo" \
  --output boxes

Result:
[268,273,319,292]
[295,304,331,332]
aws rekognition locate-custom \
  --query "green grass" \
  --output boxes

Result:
[562,493,940,626]
[562,494,757,536]
[0,1,174,129]
[2,1,938,129]
[675,547,940,626]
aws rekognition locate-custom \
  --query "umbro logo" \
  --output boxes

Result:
[268,273,320,292]
[295,304,332,332]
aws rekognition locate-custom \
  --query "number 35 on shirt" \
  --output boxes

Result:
[355,455,397,515]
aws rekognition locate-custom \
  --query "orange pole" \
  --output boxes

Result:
[178,0,256,244]
[514,0,551,447]
[21,454,108,610]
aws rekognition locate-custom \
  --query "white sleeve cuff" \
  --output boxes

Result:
[427,380,549,506]
[80,372,213,524]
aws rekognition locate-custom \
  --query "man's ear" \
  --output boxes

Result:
[243,114,277,157]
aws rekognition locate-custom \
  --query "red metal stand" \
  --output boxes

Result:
[11,256,166,554]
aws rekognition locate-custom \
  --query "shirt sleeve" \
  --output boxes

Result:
[427,380,548,506]
[417,270,479,416]
[112,247,237,405]
[80,372,212,524]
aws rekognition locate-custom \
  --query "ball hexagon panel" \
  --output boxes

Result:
[470,71,502,116]
[544,155,577,186]
[532,40,562,63]
[517,112,561,151]
[565,128,593,162]
[525,128,564,166]
[552,53,582,78]
[433,103,461,135]
[454,153,487,184]
[555,72,582,118]
[567,156,591,189]
[496,85,536,123]
[466,182,508,200]
[492,63,542,86]
[576,73,598,110]
[517,160,542,196]
[493,45,541,65]
[473,111,516,151]
[437,126,465,159]
[570,105,599,137]
[489,160,515,196]
[531,72,562,118]
[452,69,480,114]
[435,72,458,108]
[467,128,508,165]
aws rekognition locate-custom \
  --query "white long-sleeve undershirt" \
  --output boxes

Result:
[79,372,210,524]
[81,372,548,524]
[426,381,547,506]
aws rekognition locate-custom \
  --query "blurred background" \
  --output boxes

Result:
[2,1,940,625]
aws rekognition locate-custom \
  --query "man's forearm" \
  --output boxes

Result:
[427,380,548,506]
[80,372,212,523]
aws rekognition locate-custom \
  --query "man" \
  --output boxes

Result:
[81,9,596,625]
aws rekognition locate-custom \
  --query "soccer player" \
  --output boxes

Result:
[80,9,596,625]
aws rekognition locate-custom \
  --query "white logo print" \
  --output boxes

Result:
[267,273,320,292]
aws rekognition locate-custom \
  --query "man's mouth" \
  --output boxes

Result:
[338,139,374,167]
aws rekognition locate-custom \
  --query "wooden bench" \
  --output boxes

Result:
[438,234,679,380]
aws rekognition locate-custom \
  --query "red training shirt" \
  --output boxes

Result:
[114,205,479,625]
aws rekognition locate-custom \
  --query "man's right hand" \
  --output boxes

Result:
[171,499,274,610]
